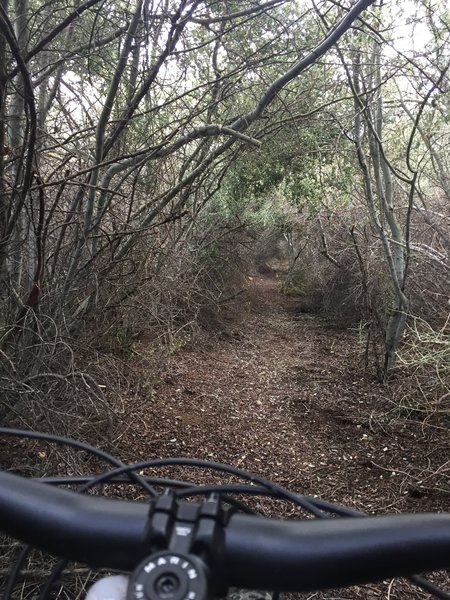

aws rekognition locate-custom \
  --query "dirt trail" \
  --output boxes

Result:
[114,277,450,600]
[120,276,447,509]
[117,275,449,598]
[1,276,448,599]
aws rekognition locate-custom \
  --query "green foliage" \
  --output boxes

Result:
[196,244,218,261]
[206,108,350,230]
[168,333,191,355]
[400,317,450,374]
[281,279,305,296]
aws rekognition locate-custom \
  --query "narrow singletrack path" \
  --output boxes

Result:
[119,276,447,512]
[117,276,449,597]
[0,276,447,599]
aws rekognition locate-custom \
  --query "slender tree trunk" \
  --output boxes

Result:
[350,38,410,377]
[6,0,30,290]
[0,0,9,304]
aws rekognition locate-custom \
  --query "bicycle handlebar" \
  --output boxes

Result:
[1,470,450,593]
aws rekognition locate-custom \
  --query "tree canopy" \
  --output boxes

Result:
[0,0,449,412]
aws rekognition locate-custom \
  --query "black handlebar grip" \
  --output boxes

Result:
[0,471,149,568]
[1,471,450,591]
[224,512,450,591]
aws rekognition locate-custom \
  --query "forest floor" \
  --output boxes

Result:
[114,274,450,599]
[1,275,449,599]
